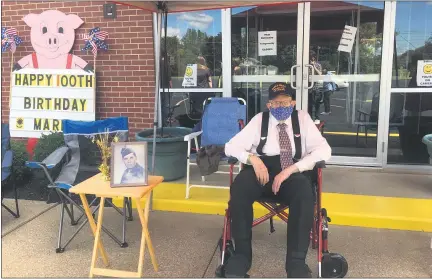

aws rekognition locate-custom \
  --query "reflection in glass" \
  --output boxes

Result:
[163,92,223,128]
[392,1,432,88]
[162,10,223,89]
[308,1,384,157]
[231,5,298,120]
[309,1,384,76]
[387,92,432,165]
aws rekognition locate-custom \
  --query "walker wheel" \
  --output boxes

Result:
[321,253,348,278]
[55,247,65,253]
[215,265,225,278]
[215,265,250,278]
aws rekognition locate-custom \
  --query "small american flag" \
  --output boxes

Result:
[5,28,17,37]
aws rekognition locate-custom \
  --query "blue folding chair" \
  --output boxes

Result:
[1,123,20,218]
[25,117,133,253]
[183,97,246,199]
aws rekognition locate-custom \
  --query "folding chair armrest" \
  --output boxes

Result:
[25,161,47,169]
[184,131,203,141]
[315,160,326,169]
[2,150,13,169]
[26,146,69,169]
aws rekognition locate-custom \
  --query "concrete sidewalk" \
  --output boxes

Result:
[2,199,432,278]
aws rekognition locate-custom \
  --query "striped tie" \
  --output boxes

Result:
[277,123,294,169]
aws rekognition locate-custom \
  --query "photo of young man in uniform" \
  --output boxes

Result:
[120,147,145,184]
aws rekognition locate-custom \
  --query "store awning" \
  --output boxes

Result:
[112,1,294,13]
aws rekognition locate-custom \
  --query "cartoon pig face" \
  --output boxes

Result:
[23,10,83,59]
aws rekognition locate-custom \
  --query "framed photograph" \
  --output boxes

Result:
[110,142,148,187]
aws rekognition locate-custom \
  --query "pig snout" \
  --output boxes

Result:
[46,35,59,47]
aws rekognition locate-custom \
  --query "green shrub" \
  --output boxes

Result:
[33,132,65,162]
[10,140,32,183]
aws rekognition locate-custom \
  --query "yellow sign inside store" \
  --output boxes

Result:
[14,73,94,88]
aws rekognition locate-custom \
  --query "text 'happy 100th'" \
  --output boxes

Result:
[14,73,94,88]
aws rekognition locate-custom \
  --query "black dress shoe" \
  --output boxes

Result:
[287,263,312,278]
[224,255,250,278]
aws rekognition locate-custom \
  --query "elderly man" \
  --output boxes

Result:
[120,147,144,184]
[224,82,331,278]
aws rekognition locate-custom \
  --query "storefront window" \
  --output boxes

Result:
[387,1,432,165]
[387,92,432,164]
[161,10,223,129]
[162,10,223,89]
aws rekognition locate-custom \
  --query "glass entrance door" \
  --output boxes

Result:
[299,1,390,166]
[230,3,305,122]
[229,2,391,167]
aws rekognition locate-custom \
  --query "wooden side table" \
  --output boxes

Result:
[70,173,164,278]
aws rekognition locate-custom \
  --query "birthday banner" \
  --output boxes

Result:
[9,68,95,138]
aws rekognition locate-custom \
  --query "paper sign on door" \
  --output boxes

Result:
[258,31,277,56]
[338,25,357,53]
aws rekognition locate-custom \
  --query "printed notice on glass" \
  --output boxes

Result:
[258,31,277,56]
[417,60,432,87]
[338,25,357,53]
[182,64,197,87]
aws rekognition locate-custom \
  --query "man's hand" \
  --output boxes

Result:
[250,155,269,186]
[272,165,299,194]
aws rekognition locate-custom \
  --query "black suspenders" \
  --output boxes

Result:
[256,111,269,156]
[256,111,302,161]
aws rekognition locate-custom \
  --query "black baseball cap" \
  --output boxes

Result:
[268,82,296,100]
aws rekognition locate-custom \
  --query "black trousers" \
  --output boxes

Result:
[229,156,314,272]
[316,90,332,113]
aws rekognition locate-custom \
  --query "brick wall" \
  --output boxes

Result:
[1,1,155,138]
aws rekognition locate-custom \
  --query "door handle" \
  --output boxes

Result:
[305,64,315,89]
[290,65,301,90]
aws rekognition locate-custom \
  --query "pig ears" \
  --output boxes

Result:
[66,14,84,29]
[23,13,83,29]
[23,13,39,27]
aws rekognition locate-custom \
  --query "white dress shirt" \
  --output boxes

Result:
[224,109,332,173]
